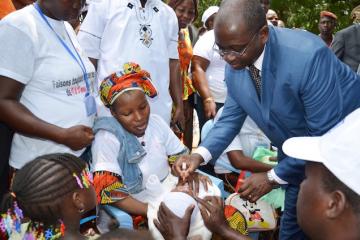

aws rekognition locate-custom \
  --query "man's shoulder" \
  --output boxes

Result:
[336,24,359,36]
[270,27,324,56]
[153,0,177,19]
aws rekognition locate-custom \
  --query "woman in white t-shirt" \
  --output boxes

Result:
[92,63,189,220]
[0,0,96,170]
[192,29,227,130]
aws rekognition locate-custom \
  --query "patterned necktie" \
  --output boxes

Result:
[249,64,261,99]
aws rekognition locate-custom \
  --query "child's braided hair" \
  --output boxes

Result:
[1,153,87,225]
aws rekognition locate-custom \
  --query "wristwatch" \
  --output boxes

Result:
[267,170,280,187]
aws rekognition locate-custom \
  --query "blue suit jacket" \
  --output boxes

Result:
[201,26,360,185]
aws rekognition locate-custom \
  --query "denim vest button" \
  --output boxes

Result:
[136,151,140,155]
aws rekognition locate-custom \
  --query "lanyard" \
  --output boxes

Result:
[33,3,91,96]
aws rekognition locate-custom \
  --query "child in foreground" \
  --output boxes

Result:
[0,153,97,240]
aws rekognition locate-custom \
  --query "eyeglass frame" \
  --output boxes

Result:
[213,25,265,58]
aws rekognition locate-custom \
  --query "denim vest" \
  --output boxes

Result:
[93,117,146,194]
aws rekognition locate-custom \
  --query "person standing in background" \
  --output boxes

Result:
[0,0,16,19]
[266,9,278,26]
[0,0,96,171]
[331,5,360,72]
[78,0,184,129]
[168,0,198,150]
[318,11,337,47]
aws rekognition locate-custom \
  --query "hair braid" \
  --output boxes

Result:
[10,153,87,224]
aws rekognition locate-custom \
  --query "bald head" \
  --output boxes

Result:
[215,0,266,35]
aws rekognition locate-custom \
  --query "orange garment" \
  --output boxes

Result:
[178,28,195,100]
[0,0,16,19]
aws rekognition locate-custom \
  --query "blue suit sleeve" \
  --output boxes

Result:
[275,47,348,184]
[200,93,247,161]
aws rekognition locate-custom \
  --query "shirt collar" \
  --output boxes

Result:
[253,46,265,72]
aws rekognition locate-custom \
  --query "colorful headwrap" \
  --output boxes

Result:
[320,10,337,20]
[100,62,158,108]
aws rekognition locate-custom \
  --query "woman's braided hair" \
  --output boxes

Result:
[2,153,87,225]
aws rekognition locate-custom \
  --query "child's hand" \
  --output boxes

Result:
[186,172,212,195]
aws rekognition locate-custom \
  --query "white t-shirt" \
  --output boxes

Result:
[193,30,227,103]
[91,114,185,201]
[0,6,96,169]
[77,0,179,124]
[214,108,271,174]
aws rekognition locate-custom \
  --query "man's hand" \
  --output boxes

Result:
[60,125,94,151]
[238,172,273,202]
[154,202,194,240]
[172,154,203,181]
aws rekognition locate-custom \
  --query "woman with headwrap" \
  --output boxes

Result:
[92,62,190,221]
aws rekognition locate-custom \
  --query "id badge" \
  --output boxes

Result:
[84,94,97,116]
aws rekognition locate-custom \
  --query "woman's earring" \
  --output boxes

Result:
[79,208,85,213]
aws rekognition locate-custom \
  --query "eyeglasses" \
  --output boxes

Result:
[213,26,264,58]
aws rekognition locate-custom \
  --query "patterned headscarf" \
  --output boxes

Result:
[100,62,158,108]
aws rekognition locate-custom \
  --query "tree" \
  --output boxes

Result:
[271,0,359,33]
[195,0,359,34]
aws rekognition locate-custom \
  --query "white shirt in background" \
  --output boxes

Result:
[0,6,96,169]
[77,0,179,124]
[212,108,271,174]
[193,30,227,103]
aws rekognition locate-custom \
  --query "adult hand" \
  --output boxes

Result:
[171,104,185,132]
[60,125,94,151]
[195,196,228,235]
[172,154,203,181]
[238,172,273,202]
[154,202,194,240]
[203,98,217,119]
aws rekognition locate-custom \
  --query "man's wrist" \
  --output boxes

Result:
[191,153,204,167]
[266,170,280,187]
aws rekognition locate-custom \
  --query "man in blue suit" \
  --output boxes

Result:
[174,0,360,239]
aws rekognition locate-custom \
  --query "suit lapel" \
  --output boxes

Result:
[260,27,277,123]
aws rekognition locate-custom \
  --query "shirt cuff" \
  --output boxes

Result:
[192,146,212,164]
[270,169,288,185]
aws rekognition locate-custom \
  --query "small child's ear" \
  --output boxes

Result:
[72,191,86,213]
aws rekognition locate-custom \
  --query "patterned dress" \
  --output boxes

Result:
[178,28,195,100]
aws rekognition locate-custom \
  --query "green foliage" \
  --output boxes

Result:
[271,0,359,33]
[194,0,221,27]
[194,0,360,33]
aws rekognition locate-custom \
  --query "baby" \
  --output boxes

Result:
[147,173,221,240]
